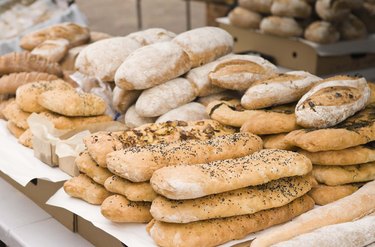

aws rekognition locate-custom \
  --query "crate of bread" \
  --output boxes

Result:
[1,20,375,247]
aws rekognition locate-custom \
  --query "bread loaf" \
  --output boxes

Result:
[308,184,359,205]
[209,54,278,91]
[124,105,156,128]
[241,71,321,109]
[239,0,273,14]
[0,72,59,95]
[104,175,157,202]
[156,102,208,123]
[304,21,340,44]
[271,0,312,18]
[0,52,62,76]
[18,129,33,148]
[296,76,371,128]
[101,195,152,223]
[135,78,197,117]
[75,151,112,185]
[107,132,262,182]
[31,39,69,62]
[0,98,14,120]
[60,45,87,71]
[20,22,90,50]
[89,31,112,42]
[262,133,295,150]
[63,174,112,205]
[260,16,303,37]
[315,0,351,21]
[112,87,141,114]
[115,42,191,90]
[172,27,233,68]
[148,195,314,247]
[6,121,25,138]
[2,101,31,129]
[84,120,235,167]
[127,28,176,45]
[16,80,73,113]
[197,90,239,106]
[338,14,368,40]
[228,7,262,29]
[151,149,312,199]
[151,175,314,223]
[250,180,375,247]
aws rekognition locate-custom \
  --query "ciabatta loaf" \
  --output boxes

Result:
[31,39,69,62]
[115,42,191,90]
[172,27,233,68]
[112,87,141,114]
[107,132,262,182]
[156,102,208,123]
[124,105,156,128]
[147,195,314,247]
[250,180,375,247]
[295,76,370,128]
[75,151,112,185]
[151,149,312,199]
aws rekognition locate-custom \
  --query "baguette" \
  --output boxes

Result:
[104,175,157,202]
[75,151,113,185]
[308,184,359,205]
[148,195,314,247]
[156,102,209,123]
[151,149,312,199]
[250,180,375,247]
[31,39,69,62]
[151,175,314,223]
[107,132,262,182]
[101,194,152,223]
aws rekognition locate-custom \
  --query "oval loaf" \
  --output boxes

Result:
[156,102,208,123]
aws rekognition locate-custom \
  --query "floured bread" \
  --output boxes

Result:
[127,28,176,45]
[124,105,156,128]
[286,104,375,152]
[75,151,113,185]
[299,142,375,166]
[0,52,62,76]
[172,27,233,68]
[20,22,90,50]
[148,195,314,247]
[295,76,370,128]
[63,174,112,205]
[271,0,312,18]
[260,16,303,37]
[197,90,239,106]
[239,0,273,14]
[308,184,359,205]
[263,133,295,150]
[241,71,321,109]
[150,149,312,199]
[304,21,340,44]
[85,120,235,167]
[18,129,33,148]
[31,39,69,62]
[38,89,106,117]
[101,194,152,223]
[0,72,59,95]
[228,7,262,29]
[60,45,87,71]
[313,163,375,185]
[16,80,73,113]
[112,87,141,114]
[6,121,25,138]
[2,101,31,129]
[209,54,278,91]
[150,175,314,223]
[156,102,209,123]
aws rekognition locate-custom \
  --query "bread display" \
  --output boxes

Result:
[241,71,321,109]
[30,39,69,63]
[0,52,62,76]
[124,105,156,128]
[6,121,25,138]
[115,42,192,90]
[75,151,113,185]
[308,184,359,205]
[250,180,375,247]
[16,80,73,113]
[107,132,262,182]
[112,87,141,114]
[296,76,371,128]
[63,174,112,205]
[171,27,233,68]
[101,195,152,223]
[151,175,314,223]
[151,149,312,199]
[156,102,208,123]
[304,21,341,44]
[148,195,314,247]
[239,0,273,14]
[271,0,312,18]
[104,175,157,202]
[260,16,303,37]
[20,22,90,50]
[228,7,262,29]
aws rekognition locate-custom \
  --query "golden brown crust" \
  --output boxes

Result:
[308,184,359,205]
[75,151,112,185]
[2,101,30,129]
[6,121,25,138]
[18,129,33,149]
[0,52,62,76]
[104,175,157,202]
[262,133,296,150]
[101,194,152,223]
[63,174,112,205]
[148,195,314,247]
[228,7,262,29]
[0,98,15,120]
[31,39,69,63]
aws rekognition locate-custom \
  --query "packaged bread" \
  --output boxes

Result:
[107,132,262,182]
[241,71,321,109]
[112,87,141,114]
[338,14,368,40]
[228,7,262,29]
[104,175,157,202]
[304,21,340,44]
[295,76,371,128]
[18,129,33,148]
[84,120,235,167]
[250,180,375,247]
[124,105,156,128]
[115,42,192,90]
[148,195,314,247]
[0,52,62,76]
[6,121,25,138]
[151,149,312,199]
[135,78,197,117]
[16,80,73,113]
[315,0,351,21]
[308,184,359,205]
[172,27,233,68]
[38,89,106,117]
[75,151,113,185]
[2,101,31,129]
[156,102,208,123]
[20,22,90,50]
[151,175,314,223]
[31,39,69,62]
[209,54,278,91]
[260,16,303,37]
[101,195,152,223]
[63,174,112,205]
[238,0,273,14]
[0,72,59,95]
[271,0,312,18]
[127,28,176,45]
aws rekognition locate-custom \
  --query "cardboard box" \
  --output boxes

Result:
[0,171,76,232]
[76,216,123,247]
[218,20,375,76]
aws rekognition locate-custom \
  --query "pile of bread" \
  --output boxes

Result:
[229,0,375,43]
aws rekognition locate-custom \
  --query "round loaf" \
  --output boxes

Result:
[124,105,156,128]
[315,0,351,21]
[127,28,176,45]
[156,102,208,123]
[112,86,141,114]
[239,0,273,14]
[338,14,368,40]
[271,0,312,19]
[260,16,303,37]
[228,7,262,29]
[304,21,340,44]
